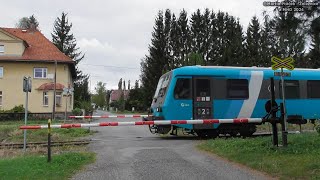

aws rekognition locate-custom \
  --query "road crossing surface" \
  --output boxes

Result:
[72,110,273,180]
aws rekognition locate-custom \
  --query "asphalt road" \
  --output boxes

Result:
[72,110,273,180]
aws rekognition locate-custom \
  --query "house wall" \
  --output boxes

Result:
[0,32,25,56]
[0,62,74,113]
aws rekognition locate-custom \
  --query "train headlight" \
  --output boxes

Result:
[156,107,162,112]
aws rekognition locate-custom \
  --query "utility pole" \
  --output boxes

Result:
[271,56,294,147]
[23,76,31,152]
[280,67,288,147]
[52,60,57,121]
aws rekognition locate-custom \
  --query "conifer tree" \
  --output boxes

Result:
[128,80,131,90]
[52,12,90,107]
[260,12,278,67]
[118,78,122,90]
[169,13,181,68]
[140,11,167,108]
[164,9,173,71]
[207,11,219,65]
[308,17,320,68]
[273,10,305,64]
[177,9,190,66]
[245,16,261,66]
[190,9,204,62]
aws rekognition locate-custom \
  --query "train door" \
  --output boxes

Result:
[193,77,214,129]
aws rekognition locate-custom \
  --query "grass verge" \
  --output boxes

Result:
[0,152,95,180]
[198,132,320,179]
[0,120,95,143]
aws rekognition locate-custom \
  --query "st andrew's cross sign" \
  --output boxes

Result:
[271,56,294,71]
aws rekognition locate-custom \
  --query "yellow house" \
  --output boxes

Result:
[0,28,76,114]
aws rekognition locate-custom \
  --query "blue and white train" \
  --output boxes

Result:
[145,65,320,138]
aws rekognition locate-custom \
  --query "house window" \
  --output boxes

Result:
[0,91,2,106]
[0,67,3,78]
[0,45,4,54]
[307,80,320,98]
[280,80,300,99]
[34,68,47,78]
[227,79,249,99]
[56,92,62,107]
[43,92,49,106]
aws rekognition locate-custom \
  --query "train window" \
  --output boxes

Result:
[307,80,320,98]
[195,79,210,97]
[227,79,249,99]
[280,80,299,99]
[174,78,191,99]
[153,73,171,99]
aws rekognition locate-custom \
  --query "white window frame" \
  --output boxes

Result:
[34,68,47,79]
[0,91,3,106]
[43,92,49,106]
[56,92,62,107]
[0,67,3,78]
[0,45,4,54]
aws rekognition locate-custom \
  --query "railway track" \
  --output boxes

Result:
[0,140,90,149]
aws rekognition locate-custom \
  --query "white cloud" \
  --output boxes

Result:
[78,38,116,54]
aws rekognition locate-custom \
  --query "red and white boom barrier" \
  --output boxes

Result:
[20,118,263,129]
[68,115,152,119]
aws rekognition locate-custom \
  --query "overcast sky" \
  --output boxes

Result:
[1,0,273,91]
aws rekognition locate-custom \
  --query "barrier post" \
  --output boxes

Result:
[270,78,278,146]
[47,119,52,162]
[280,103,288,147]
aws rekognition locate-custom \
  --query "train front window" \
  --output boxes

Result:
[153,73,171,99]
[174,78,191,99]
[154,77,164,99]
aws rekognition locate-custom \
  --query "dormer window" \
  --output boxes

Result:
[0,45,4,54]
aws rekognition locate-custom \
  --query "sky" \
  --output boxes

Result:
[1,0,273,92]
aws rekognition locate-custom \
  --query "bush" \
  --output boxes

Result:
[79,101,94,116]
[72,108,82,116]
[0,105,27,113]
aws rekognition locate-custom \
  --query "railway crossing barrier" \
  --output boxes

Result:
[20,118,263,129]
[68,115,152,119]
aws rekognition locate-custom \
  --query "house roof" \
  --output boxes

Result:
[37,82,65,91]
[0,28,73,63]
[110,90,130,101]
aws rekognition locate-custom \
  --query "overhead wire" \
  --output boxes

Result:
[80,63,139,70]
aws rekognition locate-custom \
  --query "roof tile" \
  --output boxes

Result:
[0,28,73,63]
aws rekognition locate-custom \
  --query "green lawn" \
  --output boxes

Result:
[198,133,320,179]
[256,122,316,132]
[0,152,95,180]
[0,120,94,143]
